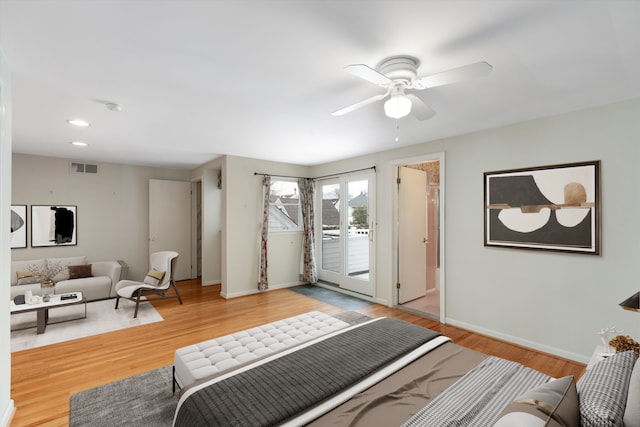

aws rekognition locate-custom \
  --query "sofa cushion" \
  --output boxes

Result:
[55,276,111,300]
[10,259,46,286]
[49,256,87,281]
[15,271,40,286]
[68,264,93,279]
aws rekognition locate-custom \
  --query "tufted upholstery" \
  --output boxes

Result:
[174,311,350,388]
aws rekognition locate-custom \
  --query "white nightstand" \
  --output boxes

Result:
[587,345,615,370]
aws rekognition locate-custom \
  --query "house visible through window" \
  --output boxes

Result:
[269,179,302,231]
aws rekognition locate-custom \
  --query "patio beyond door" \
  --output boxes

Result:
[317,174,375,296]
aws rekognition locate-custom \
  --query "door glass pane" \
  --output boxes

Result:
[321,183,340,273]
[346,180,369,279]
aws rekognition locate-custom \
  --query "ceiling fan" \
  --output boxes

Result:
[332,56,492,121]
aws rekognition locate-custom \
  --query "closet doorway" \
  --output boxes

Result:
[395,156,443,321]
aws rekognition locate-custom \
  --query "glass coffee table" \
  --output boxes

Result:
[10,292,87,334]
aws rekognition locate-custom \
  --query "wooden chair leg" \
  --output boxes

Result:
[115,295,120,309]
[133,291,142,318]
[172,281,183,305]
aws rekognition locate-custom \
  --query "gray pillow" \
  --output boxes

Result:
[495,376,579,427]
[577,350,637,427]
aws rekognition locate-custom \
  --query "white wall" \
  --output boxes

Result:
[0,47,15,427]
[11,154,190,280]
[222,155,309,298]
[202,168,222,285]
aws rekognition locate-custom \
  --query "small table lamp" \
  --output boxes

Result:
[620,292,640,312]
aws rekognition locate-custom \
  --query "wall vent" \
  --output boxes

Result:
[70,162,99,174]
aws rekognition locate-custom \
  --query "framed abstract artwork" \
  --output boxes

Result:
[10,204,27,249]
[31,205,77,247]
[484,161,600,255]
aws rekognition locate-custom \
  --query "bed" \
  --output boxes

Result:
[173,315,639,427]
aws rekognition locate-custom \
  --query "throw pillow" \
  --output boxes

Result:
[577,350,638,427]
[494,376,579,427]
[16,271,39,286]
[143,269,166,286]
[623,358,640,427]
[68,264,92,279]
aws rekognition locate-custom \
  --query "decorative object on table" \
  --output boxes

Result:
[620,291,640,312]
[10,204,27,249]
[31,205,77,247]
[484,160,600,254]
[24,291,42,305]
[598,326,624,354]
[609,335,640,357]
[41,280,54,302]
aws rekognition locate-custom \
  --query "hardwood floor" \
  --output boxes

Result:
[10,279,585,426]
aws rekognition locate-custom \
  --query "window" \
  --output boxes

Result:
[269,179,302,231]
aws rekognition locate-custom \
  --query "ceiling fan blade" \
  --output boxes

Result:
[406,94,436,121]
[332,92,388,116]
[344,64,393,86]
[412,61,492,90]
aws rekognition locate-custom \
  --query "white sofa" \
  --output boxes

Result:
[10,256,123,301]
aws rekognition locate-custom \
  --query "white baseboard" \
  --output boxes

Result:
[221,281,304,299]
[201,280,221,287]
[1,400,15,427]
[446,317,590,364]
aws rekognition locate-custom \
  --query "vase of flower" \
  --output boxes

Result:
[41,280,54,302]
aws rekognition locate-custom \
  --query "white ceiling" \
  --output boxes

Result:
[1,1,639,170]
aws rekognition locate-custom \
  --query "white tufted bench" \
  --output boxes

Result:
[173,311,350,391]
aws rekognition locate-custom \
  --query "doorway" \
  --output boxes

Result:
[316,172,375,297]
[395,157,443,320]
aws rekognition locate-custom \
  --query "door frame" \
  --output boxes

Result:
[315,171,376,297]
[389,152,446,323]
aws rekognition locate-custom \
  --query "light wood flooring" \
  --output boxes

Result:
[10,279,585,426]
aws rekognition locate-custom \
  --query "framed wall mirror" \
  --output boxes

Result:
[31,205,77,247]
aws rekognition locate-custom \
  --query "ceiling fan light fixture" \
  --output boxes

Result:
[384,94,412,119]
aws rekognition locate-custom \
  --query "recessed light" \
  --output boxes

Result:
[67,119,90,127]
[70,141,88,147]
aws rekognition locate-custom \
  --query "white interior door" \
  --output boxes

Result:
[398,166,427,303]
[149,179,192,281]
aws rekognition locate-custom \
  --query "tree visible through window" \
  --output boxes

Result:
[350,206,368,228]
[269,179,302,231]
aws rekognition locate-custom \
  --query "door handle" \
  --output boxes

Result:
[423,238,428,243]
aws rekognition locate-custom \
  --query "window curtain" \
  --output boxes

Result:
[298,177,317,283]
[259,175,270,290]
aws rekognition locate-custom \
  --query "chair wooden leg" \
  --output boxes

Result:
[133,292,142,318]
[172,281,183,305]
[115,295,120,309]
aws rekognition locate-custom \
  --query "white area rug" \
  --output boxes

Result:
[10,298,163,352]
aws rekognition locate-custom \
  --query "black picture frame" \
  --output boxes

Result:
[10,204,27,249]
[31,205,78,247]
[484,160,600,255]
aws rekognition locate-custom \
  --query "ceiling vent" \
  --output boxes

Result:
[70,162,99,174]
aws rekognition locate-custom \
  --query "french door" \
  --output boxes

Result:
[317,173,375,296]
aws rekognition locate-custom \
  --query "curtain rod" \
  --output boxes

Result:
[254,166,376,180]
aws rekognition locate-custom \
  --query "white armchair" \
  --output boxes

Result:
[114,251,183,318]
